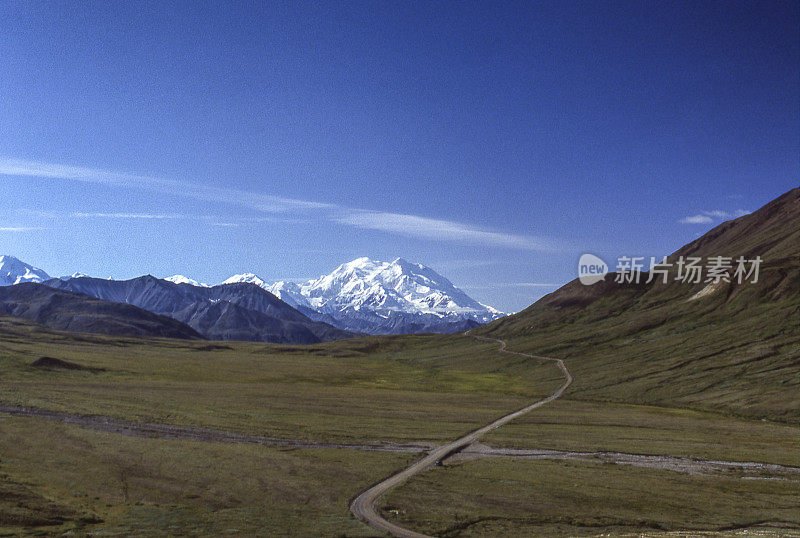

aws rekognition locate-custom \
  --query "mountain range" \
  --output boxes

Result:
[233,257,502,334]
[0,255,503,340]
[39,276,355,344]
[0,283,203,340]
[8,187,794,350]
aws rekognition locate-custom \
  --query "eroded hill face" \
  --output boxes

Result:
[479,188,799,421]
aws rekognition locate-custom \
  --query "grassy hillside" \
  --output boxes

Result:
[478,188,799,422]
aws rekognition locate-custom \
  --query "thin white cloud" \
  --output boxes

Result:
[71,212,189,219]
[336,210,554,251]
[463,282,558,289]
[701,210,728,218]
[680,214,714,224]
[681,208,753,224]
[1,157,553,251]
[701,209,752,219]
[0,226,45,232]
[430,259,515,270]
[0,158,333,213]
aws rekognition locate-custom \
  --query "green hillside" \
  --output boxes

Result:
[478,188,799,421]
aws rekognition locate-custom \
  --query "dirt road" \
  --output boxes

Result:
[349,336,573,538]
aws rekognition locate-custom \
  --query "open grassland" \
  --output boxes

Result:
[1,318,798,536]
[0,414,415,537]
[0,319,562,444]
[482,399,800,466]
[383,457,800,537]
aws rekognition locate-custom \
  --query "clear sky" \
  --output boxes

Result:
[1,1,797,312]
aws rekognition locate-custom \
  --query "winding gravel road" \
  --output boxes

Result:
[349,336,573,538]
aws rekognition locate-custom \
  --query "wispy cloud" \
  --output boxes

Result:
[701,210,728,218]
[679,214,714,225]
[0,158,334,213]
[335,210,554,251]
[429,259,517,271]
[2,157,554,251]
[71,212,190,219]
[702,209,751,219]
[462,282,558,289]
[679,208,751,225]
[0,226,46,232]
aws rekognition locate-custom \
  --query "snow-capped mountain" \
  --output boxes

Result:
[265,281,309,309]
[222,273,267,287]
[225,257,504,334]
[0,254,503,335]
[165,274,209,287]
[0,255,51,286]
[303,257,500,316]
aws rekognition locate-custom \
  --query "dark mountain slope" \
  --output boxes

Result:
[43,276,355,344]
[478,188,799,421]
[0,283,203,339]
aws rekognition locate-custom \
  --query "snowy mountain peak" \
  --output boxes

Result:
[299,257,503,319]
[213,256,503,333]
[222,273,267,287]
[165,274,209,287]
[390,257,418,270]
[0,255,51,286]
[265,281,307,307]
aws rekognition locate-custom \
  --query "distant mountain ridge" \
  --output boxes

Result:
[0,283,203,340]
[0,255,503,335]
[42,275,354,344]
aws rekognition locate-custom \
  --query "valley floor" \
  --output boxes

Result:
[0,319,798,536]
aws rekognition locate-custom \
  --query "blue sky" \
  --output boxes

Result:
[1,1,797,312]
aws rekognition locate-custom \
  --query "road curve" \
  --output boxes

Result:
[349,336,573,538]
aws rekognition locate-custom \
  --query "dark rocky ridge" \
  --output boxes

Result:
[0,284,204,340]
[43,276,356,344]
